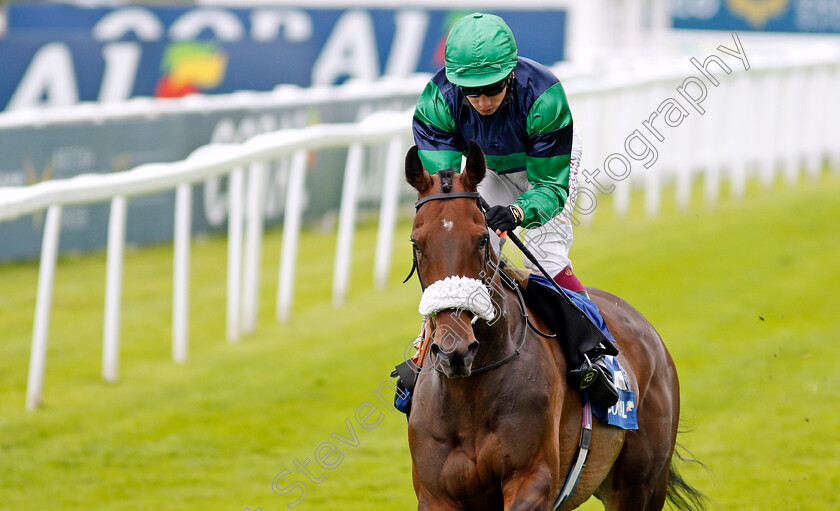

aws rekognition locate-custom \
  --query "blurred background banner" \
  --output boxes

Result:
[0,5,567,111]
[0,5,566,261]
[673,0,840,33]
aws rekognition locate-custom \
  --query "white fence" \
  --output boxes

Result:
[1,109,415,410]
[2,50,839,410]
[561,46,840,218]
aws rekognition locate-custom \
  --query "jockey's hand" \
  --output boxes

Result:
[485,204,522,235]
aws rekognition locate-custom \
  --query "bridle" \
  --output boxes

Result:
[405,190,554,377]
[413,191,482,210]
[403,192,487,288]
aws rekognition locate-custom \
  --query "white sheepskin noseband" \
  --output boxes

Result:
[418,276,495,321]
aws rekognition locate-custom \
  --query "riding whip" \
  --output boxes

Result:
[478,196,566,296]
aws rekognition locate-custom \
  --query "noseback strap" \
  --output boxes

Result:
[418,276,495,321]
[415,192,481,210]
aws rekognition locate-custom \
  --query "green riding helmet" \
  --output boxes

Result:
[445,12,518,88]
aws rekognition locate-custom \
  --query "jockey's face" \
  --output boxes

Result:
[466,86,507,116]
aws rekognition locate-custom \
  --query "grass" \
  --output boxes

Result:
[1,170,839,510]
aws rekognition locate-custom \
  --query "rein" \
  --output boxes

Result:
[446,283,529,376]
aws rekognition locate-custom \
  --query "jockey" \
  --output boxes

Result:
[411,12,617,407]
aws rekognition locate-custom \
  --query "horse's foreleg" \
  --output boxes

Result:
[503,466,556,511]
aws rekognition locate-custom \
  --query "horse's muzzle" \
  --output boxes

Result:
[431,339,480,378]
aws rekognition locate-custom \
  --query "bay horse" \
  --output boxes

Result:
[404,141,705,510]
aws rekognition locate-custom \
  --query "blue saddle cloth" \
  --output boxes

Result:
[529,274,638,430]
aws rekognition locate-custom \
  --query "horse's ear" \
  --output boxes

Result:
[405,145,432,194]
[461,140,486,192]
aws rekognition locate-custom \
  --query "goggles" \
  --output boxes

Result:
[459,75,511,98]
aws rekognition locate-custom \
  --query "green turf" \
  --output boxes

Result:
[1,170,838,510]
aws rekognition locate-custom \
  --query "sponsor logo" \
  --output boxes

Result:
[727,0,790,28]
[155,42,228,98]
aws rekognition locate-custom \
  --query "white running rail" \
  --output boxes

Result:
[2,108,414,410]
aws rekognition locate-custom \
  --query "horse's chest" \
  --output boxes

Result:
[410,362,557,497]
[415,410,551,498]
[436,431,509,499]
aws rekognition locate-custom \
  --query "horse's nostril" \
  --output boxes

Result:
[430,343,450,369]
[467,340,480,355]
[464,340,480,364]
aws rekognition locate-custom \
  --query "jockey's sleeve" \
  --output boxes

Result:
[515,82,573,228]
[412,80,463,173]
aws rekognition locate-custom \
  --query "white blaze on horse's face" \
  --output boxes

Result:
[442,218,454,231]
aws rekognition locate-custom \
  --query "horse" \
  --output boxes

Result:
[403,141,705,511]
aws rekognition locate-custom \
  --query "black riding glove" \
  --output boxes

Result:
[485,205,522,233]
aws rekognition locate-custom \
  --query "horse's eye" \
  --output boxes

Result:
[411,239,421,253]
[478,235,489,250]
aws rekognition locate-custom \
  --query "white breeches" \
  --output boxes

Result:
[477,130,582,278]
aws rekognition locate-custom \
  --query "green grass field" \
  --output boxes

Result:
[1,171,839,511]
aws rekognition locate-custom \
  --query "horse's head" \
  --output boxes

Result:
[405,141,494,378]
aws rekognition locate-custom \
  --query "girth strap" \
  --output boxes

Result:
[553,395,593,509]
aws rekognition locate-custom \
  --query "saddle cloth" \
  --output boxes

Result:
[527,274,638,430]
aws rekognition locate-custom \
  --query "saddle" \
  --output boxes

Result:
[507,267,618,368]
